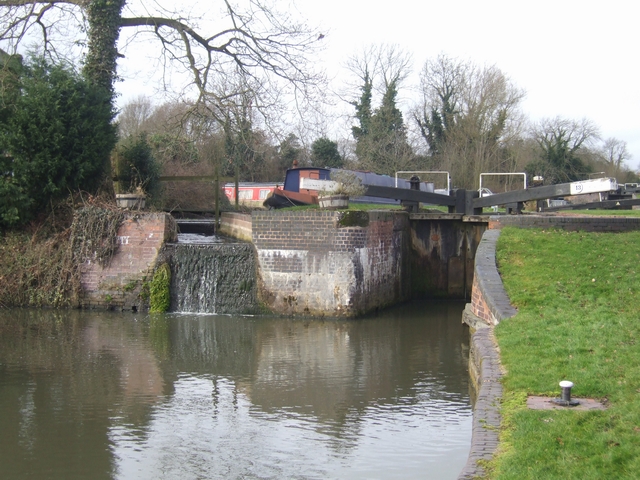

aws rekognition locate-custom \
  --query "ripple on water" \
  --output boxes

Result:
[108,374,471,480]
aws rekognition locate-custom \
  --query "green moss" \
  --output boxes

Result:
[337,210,369,227]
[149,263,171,313]
[238,279,253,292]
[138,276,150,301]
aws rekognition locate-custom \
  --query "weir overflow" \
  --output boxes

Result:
[164,219,260,314]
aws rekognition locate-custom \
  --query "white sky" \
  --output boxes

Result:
[116,0,640,168]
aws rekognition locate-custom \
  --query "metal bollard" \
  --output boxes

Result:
[560,380,573,402]
[552,380,579,406]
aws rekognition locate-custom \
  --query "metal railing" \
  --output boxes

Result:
[478,172,527,194]
[395,171,450,192]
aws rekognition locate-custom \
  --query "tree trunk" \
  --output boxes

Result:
[83,0,126,99]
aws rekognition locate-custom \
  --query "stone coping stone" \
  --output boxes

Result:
[527,396,608,411]
[475,229,518,324]
[458,327,503,480]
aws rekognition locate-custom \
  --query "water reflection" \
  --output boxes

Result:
[0,301,471,480]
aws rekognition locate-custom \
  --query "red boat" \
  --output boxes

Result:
[224,183,277,207]
[263,166,332,208]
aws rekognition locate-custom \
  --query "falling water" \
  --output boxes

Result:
[166,238,259,314]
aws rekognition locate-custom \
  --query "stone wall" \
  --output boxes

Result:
[459,228,515,480]
[465,229,518,327]
[409,214,486,298]
[80,212,176,310]
[458,327,503,480]
[219,211,252,241]
[252,210,411,317]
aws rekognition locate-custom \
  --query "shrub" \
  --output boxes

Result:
[0,55,117,227]
[149,262,171,313]
[113,133,160,198]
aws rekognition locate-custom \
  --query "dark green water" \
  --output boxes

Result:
[0,300,471,479]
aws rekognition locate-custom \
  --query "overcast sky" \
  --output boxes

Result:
[117,0,639,168]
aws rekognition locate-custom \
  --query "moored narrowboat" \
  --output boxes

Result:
[263,163,435,209]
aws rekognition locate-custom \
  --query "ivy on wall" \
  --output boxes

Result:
[149,262,171,313]
[83,0,127,96]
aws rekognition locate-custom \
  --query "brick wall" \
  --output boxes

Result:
[80,212,177,310]
[466,228,518,327]
[252,210,411,316]
[219,211,252,241]
[252,210,339,251]
[470,275,491,324]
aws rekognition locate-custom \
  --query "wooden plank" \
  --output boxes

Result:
[364,185,456,206]
[473,179,617,209]
[544,198,640,212]
[473,184,572,208]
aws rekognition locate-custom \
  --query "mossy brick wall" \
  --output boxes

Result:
[80,213,177,310]
[166,242,259,314]
[252,210,411,317]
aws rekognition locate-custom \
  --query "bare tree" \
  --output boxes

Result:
[527,116,600,183]
[0,0,326,116]
[117,94,154,138]
[415,54,525,188]
[600,137,631,178]
[345,43,412,97]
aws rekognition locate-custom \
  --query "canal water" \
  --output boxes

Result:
[0,300,472,480]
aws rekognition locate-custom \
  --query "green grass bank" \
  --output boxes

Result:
[488,226,640,479]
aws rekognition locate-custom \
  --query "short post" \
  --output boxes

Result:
[560,380,573,402]
[454,189,466,214]
[552,380,579,406]
[402,175,420,213]
[458,189,481,215]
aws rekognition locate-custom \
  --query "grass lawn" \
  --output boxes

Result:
[488,227,640,479]
[561,209,640,217]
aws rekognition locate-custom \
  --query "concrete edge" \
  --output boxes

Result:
[474,229,517,322]
[458,228,512,479]
[458,326,503,479]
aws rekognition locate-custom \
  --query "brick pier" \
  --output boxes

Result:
[80,212,176,310]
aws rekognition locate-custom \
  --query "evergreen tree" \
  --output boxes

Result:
[351,70,373,151]
[371,79,405,138]
[0,56,116,227]
[277,133,303,174]
[353,78,414,175]
[0,50,28,227]
[113,133,160,198]
[311,137,343,168]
